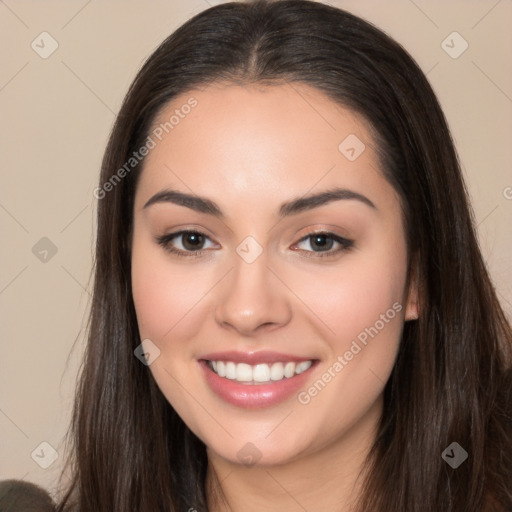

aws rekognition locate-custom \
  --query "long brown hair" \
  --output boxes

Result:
[56,1,512,510]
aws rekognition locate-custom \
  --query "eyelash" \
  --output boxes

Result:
[155,230,354,259]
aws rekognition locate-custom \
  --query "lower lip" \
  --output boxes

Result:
[199,360,317,409]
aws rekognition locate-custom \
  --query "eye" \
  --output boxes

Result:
[156,229,354,259]
[156,230,217,257]
[292,231,354,258]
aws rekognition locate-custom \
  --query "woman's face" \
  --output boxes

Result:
[131,83,418,466]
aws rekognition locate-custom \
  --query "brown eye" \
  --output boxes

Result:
[309,234,335,251]
[293,232,354,257]
[156,230,216,257]
[181,232,206,250]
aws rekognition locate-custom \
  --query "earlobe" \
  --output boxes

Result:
[404,255,420,321]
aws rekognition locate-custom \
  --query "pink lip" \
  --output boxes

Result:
[200,350,313,365]
[198,358,318,409]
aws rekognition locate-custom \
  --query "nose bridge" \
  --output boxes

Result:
[214,243,291,334]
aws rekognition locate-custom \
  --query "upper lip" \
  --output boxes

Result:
[200,350,316,365]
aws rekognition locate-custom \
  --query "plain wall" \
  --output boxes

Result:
[1,0,511,498]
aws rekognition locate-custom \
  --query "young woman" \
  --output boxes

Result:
[55,0,512,510]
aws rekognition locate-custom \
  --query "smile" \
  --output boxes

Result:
[199,351,319,408]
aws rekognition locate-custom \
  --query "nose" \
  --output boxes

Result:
[214,252,292,336]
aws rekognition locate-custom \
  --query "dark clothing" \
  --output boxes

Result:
[0,480,55,512]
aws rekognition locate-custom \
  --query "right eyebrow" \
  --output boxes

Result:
[143,189,222,216]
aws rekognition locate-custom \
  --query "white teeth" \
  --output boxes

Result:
[253,364,271,382]
[284,362,295,378]
[236,363,253,382]
[208,360,314,383]
[225,362,236,379]
[295,361,312,374]
[216,361,226,377]
[270,362,284,381]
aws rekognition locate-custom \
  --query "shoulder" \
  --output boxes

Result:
[0,479,55,511]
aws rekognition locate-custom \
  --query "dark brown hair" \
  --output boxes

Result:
[56,1,512,510]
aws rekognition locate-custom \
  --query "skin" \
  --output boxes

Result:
[131,82,419,512]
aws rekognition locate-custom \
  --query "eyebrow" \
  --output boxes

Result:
[142,187,377,217]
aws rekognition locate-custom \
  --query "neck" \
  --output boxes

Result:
[205,395,383,512]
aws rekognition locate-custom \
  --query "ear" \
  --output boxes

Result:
[404,253,420,321]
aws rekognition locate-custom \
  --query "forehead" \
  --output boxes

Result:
[135,82,394,214]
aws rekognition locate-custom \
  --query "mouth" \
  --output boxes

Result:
[198,351,319,408]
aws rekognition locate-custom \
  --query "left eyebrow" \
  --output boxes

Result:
[278,187,377,216]
[142,186,377,216]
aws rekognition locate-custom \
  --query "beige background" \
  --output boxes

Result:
[1,0,511,497]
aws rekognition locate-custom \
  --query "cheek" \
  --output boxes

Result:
[131,234,210,342]
[291,236,407,429]
[287,234,407,407]
[130,241,211,426]
[291,244,407,349]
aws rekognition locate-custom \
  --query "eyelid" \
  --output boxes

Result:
[155,229,218,258]
[156,228,354,258]
[291,230,354,257]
